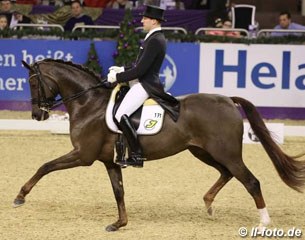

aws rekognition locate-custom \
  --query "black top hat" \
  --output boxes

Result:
[141,5,166,22]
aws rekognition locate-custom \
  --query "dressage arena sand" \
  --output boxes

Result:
[0,111,305,240]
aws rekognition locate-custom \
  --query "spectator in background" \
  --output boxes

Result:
[0,0,13,26]
[0,0,32,28]
[108,0,133,9]
[10,10,32,28]
[159,0,184,10]
[206,17,240,38]
[64,0,94,32]
[271,11,305,37]
[0,14,8,29]
[205,17,224,35]
[222,19,240,37]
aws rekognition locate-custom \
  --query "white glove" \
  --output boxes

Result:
[109,66,124,74]
[107,70,117,83]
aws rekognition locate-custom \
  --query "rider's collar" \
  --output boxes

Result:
[144,27,162,41]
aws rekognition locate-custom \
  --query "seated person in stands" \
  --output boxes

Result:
[271,11,305,37]
[0,0,32,28]
[205,17,225,35]
[0,0,13,26]
[108,0,133,9]
[0,14,8,30]
[222,19,240,38]
[64,0,94,32]
[10,11,32,28]
[206,18,240,38]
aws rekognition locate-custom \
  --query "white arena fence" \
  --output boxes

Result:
[0,117,304,144]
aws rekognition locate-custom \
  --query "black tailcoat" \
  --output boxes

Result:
[116,30,180,122]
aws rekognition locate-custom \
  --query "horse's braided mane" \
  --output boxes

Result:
[42,58,102,81]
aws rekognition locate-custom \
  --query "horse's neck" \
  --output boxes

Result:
[66,90,110,125]
[63,82,111,118]
[57,70,94,96]
[51,63,111,117]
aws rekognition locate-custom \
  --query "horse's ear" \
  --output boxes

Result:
[22,60,32,71]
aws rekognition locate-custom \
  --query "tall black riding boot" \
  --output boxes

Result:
[118,114,145,168]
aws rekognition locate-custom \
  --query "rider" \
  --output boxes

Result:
[107,5,180,167]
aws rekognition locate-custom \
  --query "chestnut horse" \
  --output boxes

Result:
[14,59,305,231]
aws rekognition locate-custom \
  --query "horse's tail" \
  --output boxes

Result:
[231,96,305,193]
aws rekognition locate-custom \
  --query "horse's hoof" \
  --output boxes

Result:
[105,224,119,232]
[207,206,215,216]
[257,222,268,234]
[13,198,25,208]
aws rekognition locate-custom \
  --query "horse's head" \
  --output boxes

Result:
[23,59,113,121]
[22,60,59,121]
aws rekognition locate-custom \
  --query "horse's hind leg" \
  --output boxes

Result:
[14,149,85,207]
[189,147,233,216]
[222,159,271,228]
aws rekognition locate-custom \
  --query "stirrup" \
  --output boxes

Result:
[115,159,128,168]
[116,154,145,168]
[128,155,145,168]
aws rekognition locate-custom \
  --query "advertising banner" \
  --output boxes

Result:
[160,42,199,96]
[199,43,305,108]
[0,39,116,102]
[0,40,199,109]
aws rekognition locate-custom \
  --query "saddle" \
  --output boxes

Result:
[105,84,165,135]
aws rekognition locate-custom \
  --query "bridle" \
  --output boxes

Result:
[30,63,58,112]
[29,62,108,112]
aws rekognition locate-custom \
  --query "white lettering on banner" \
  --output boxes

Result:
[199,43,305,108]
[0,77,26,91]
[21,50,73,64]
[0,54,16,67]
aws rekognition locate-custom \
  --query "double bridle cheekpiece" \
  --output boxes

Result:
[30,63,59,112]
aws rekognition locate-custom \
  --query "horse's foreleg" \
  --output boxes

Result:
[103,161,127,232]
[13,149,82,207]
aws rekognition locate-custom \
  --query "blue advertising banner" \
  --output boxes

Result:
[0,39,116,102]
[0,39,199,109]
[162,42,199,96]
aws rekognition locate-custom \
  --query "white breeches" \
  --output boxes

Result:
[115,82,149,122]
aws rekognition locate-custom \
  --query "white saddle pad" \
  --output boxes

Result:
[105,84,165,135]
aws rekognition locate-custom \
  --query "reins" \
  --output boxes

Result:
[51,81,106,109]
[30,62,110,112]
